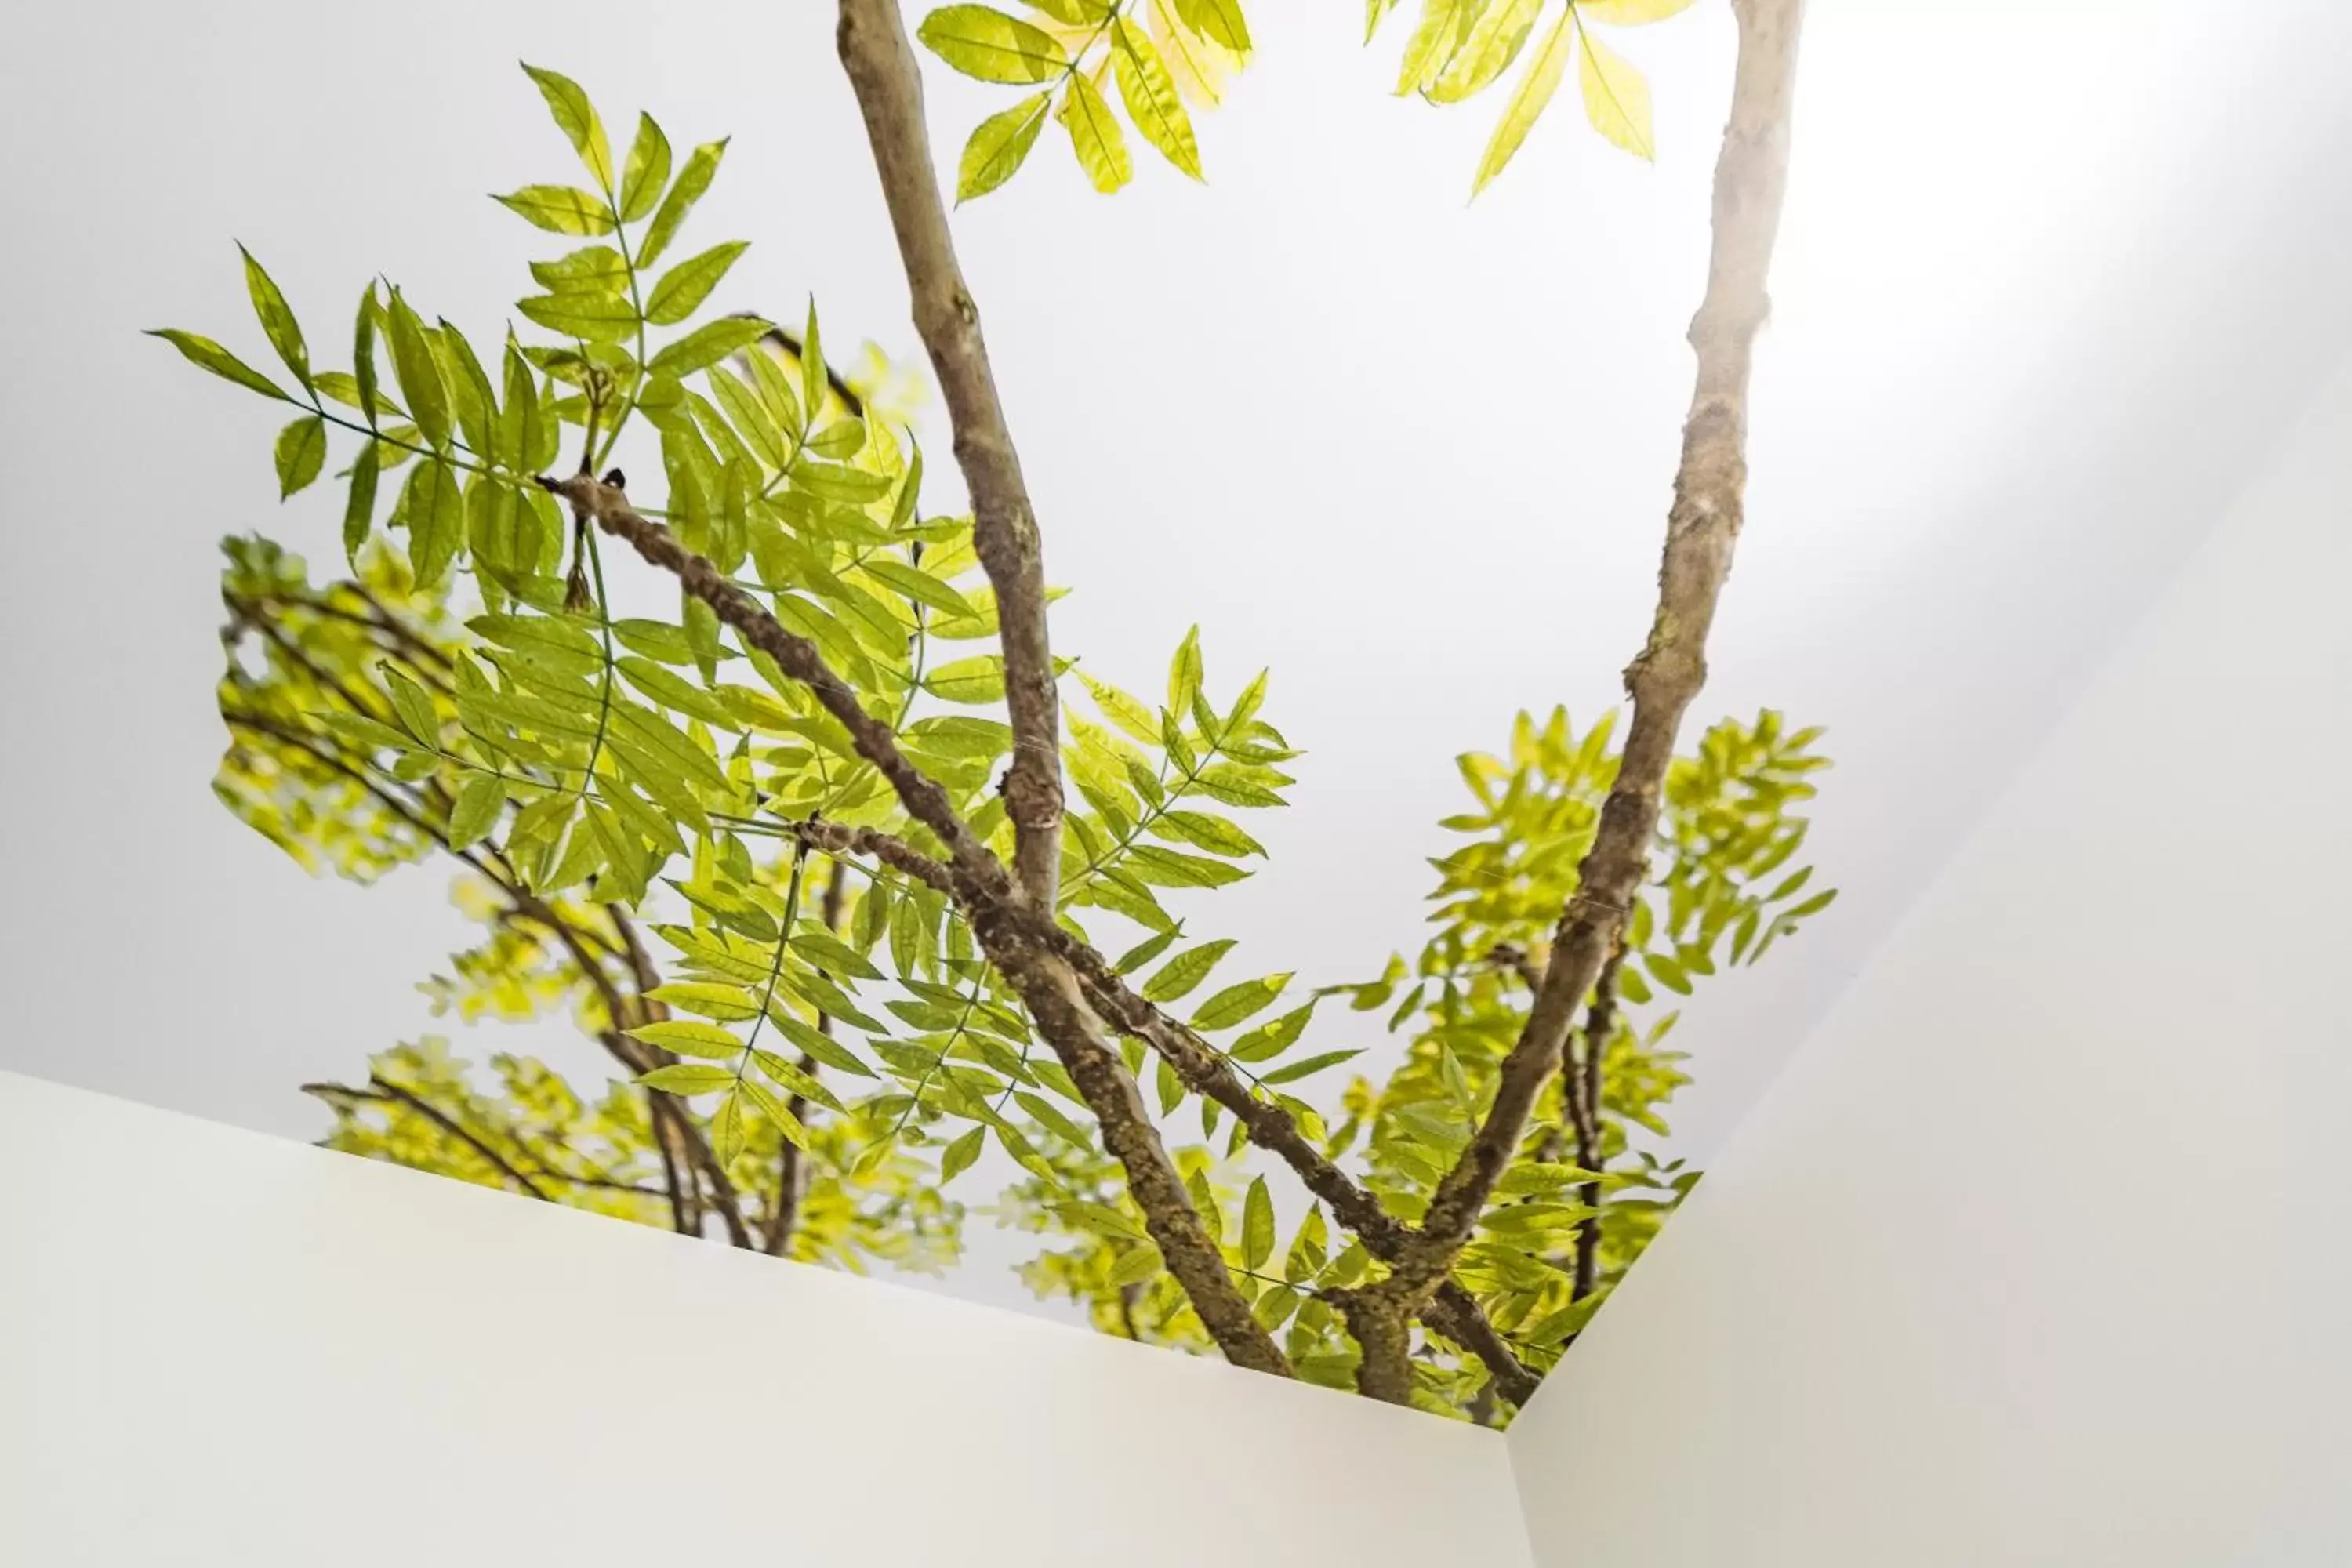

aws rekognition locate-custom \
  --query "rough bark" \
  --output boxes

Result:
[835,0,1065,906]
[1379,0,1809,1312]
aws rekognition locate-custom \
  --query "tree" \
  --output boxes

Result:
[163,0,1813,1421]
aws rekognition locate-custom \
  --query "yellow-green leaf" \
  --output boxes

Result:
[619,113,673,222]
[918,5,1068,83]
[939,1126,985,1183]
[146,329,289,402]
[637,1062,736,1094]
[521,64,613,188]
[1113,20,1201,180]
[1578,0,1700,23]
[274,415,326,498]
[648,315,771,378]
[384,290,452,448]
[927,655,1007,705]
[238,245,310,389]
[1192,971,1290,1031]
[957,92,1052,203]
[1242,1174,1274,1269]
[516,291,637,344]
[1057,74,1132,194]
[645,241,749,326]
[1472,9,1572,195]
[494,185,616,236]
[447,772,506,848]
[1175,0,1251,53]
[1428,0,1541,103]
[630,1020,746,1059]
[403,459,464,585]
[647,982,761,1022]
[1395,0,1472,95]
[864,559,976,619]
[1142,938,1234,1004]
[640,139,728,270]
[1577,18,1655,160]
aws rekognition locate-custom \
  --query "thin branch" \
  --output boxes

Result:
[1379,0,1808,1315]
[347,1075,552,1200]
[766,855,850,1257]
[543,473,1004,895]
[1571,946,1622,1301]
[837,0,1065,906]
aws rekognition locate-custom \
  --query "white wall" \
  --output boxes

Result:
[0,1070,1531,1568]
[1505,356,2352,1563]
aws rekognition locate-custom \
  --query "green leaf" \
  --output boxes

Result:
[383,290,452,449]
[342,440,382,562]
[1258,1048,1359,1086]
[447,772,506,848]
[1113,20,1201,180]
[918,5,1067,82]
[645,241,749,326]
[494,185,617,235]
[146,329,289,402]
[351,287,382,425]
[637,1063,736,1094]
[1126,844,1246,887]
[618,113,673,223]
[864,559,976,619]
[648,315,772,377]
[273,415,326,498]
[957,92,1052,202]
[1242,1175,1274,1269]
[529,244,630,296]
[1108,1243,1163,1287]
[797,299,826,425]
[380,664,441,747]
[1191,972,1290,1031]
[402,459,464,585]
[1149,809,1264,859]
[238,245,310,390]
[711,1087,750,1163]
[1577,16,1655,161]
[1080,673,1161,746]
[1167,626,1203,718]
[1143,938,1233,1004]
[1783,888,1838,920]
[640,139,728,271]
[646,982,761,1022]
[1229,1002,1313,1063]
[1473,9,1572,194]
[1646,951,1692,996]
[939,1126,985,1183]
[521,63,613,187]
[1057,73,1131,194]
[517,291,638,344]
[927,655,1007,706]
[630,1020,747,1058]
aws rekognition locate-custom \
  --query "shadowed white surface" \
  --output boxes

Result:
[1504,357,2352,1562]
[0,1069,1531,1567]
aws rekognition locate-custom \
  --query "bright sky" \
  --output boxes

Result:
[3,2,2347,1319]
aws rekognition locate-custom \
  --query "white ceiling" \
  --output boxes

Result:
[3,2,2347,1313]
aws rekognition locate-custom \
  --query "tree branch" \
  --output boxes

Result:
[1570,946,1622,1301]
[1378,0,1807,1313]
[836,0,1065,906]
[543,473,1005,897]
[343,1074,552,1200]
[765,855,850,1257]
[967,899,1291,1375]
